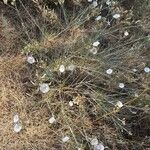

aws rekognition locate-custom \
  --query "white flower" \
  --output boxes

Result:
[48,116,56,124]
[93,41,100,47]
[67,64,75,71]
[69,101,74,107]
[134,93,139,97]
[27,56,35,64]
[113,14,120,19]
[59,65,65,73]
[3,0,8,4]
[92,1,98,7]
[94,143,105,150]
[39,83,50,93]
[91,138,99,146]
[116,101,123,108]
[106,69,113,75]
[13,114,19,123]
[95,15,102,21]
[119,83,125,88]
[124,31,129,36]
[133,69,137,72]
[14,123,22,133]
[62,136,70,143]
[106,0,111,5]
[87,0,92,2]
[90,47,98,55]
[144,67,150,73]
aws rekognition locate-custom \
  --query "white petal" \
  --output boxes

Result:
[87,0,92,2]
[14,123,22,133]
[116,101,123,108]
[69,101,74,107]
[13,114,19,123]
[113,14,120,19]
[39,83,50,93]
[106,69,113,75]
[106,0,111,5]
[27,56,35,64]
[95,16,102,21]
[93,41,100,47]
[90,47,98,55]
[48,116,56,124]
[119,83,125,88]
[91,138,99,146]
[68,64,75,71]
[59,65,65,73]
[124,31,129,36]
[92,1,98,7]
[62,136,70,143]
[94,143,105,150]
[133,69,137,72]
[144,67,150,73]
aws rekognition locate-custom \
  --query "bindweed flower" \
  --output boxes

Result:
[144,67,150,73]
[113,14,120,19]
[27,55,35,64]
[59,65,65,73]
[106,69,113,75]
[116,101,123,108]
[95,15,102,21]
[93,41,100,47]
[90,47,98,55]
[91,138,99,146]
[69,101,74,107]
[106,0,111,5]
[133,69,137,72]
[92,1,98,7]
[48,116,56,124]
[119,83,125,89]
[94,143,105,150]
[14,122,22,133]
[13,114,19,123]
[62,136,70,143]
[39,83,50,93]
[87,0,92,2]
[67,64,75,71]
[124,31,129,36]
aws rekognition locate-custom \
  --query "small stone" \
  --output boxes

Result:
[119,83,125,89]
[95,15,102,21]
[62,136,70,143]
[14,123,22,133]
[48,116,56,124]
[39,83,50,93]
[116,101,123,108]
[27,56,35,64]
[69,101,74,107]
[93,41,100,47]
[144,67,150,73]
[59,65,65,73]
[87,0,92,2]
[13,114,19,123]
[94,143,105,150]
[113,14,120,19]
[91,138,99,146]
[106,69,113,75]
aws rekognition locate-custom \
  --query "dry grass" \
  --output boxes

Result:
[0,0,150,150]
